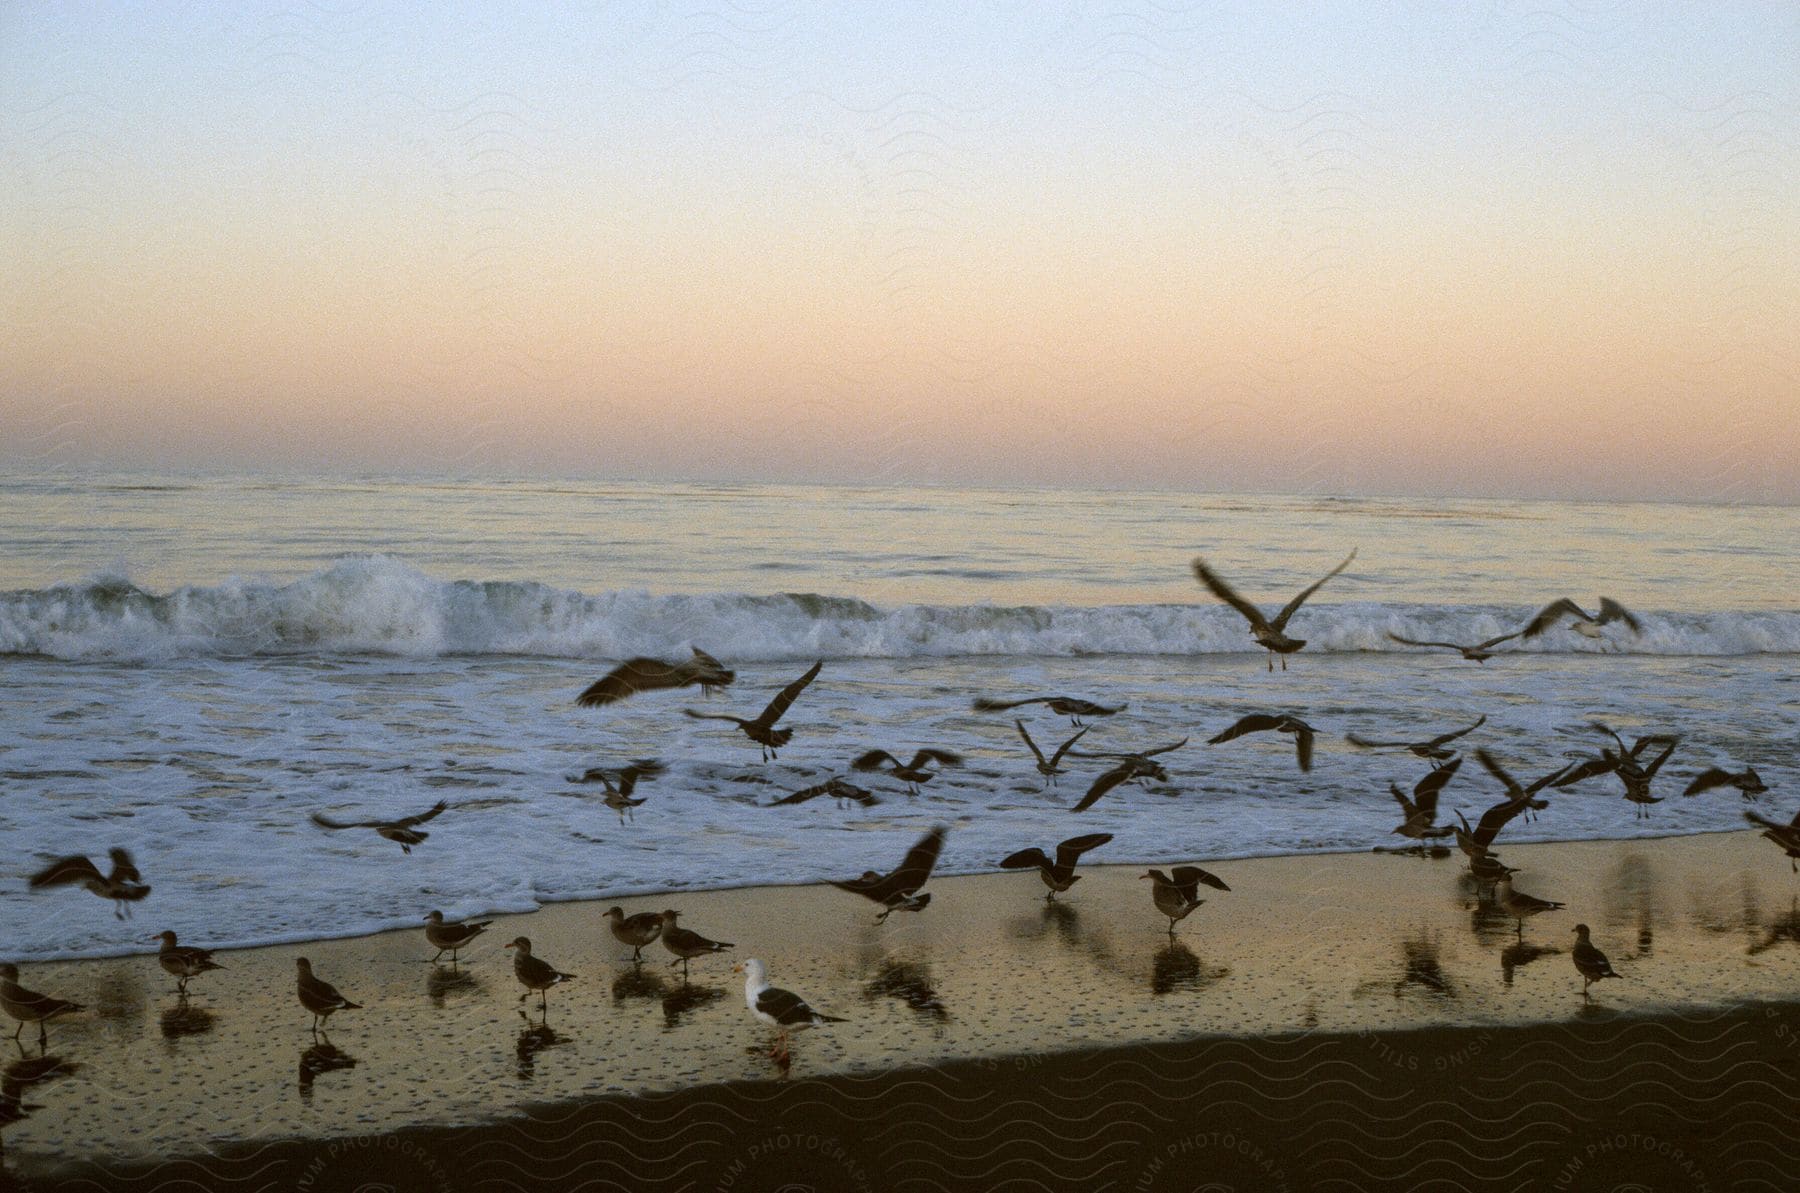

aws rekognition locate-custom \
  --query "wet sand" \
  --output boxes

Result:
[7,829,1800,1191]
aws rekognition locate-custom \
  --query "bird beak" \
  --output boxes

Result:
[503,943,516,950]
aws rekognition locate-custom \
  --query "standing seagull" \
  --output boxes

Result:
[604,907,667,961]
[850,748,963,794]
[505,937,576,1010]
[999,833,1113,900]
[1496,876,1565,938]
[1208,713,1317,772]
[29,848,151,918]
[0,965,84,1045]
[972,696,1124,725]
[1571,924,1621,997]
[684,660,823,760]
[1012,720,1090,788]
[1141,866,1230,935]
[295,957,361,1036]
[1192,550,1357,670]
[735,958,845,1065]
[1346,715,1486,765]
[153,931,224,995]
[1388,757,1464,841]
[575,647,734,706]
[310,799,449,853]
[659,910,733,977]
[422,910,493,964]
[831,825,947,923]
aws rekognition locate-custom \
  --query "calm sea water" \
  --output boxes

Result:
[2,474,1796,959]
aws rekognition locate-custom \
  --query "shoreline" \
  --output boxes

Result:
[5,829,1799,1189]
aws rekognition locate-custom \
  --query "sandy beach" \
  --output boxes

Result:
[7,828,1800,1190]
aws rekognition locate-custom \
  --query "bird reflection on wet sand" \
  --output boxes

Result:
[612,966,670,1005]
[516,1016,569,1080]
[1500,941,1562,987]
[1,1053,78,1131]
[863,957,948,1023]
[427,965,482,1009]
[297,1042,357,1103]
[1151,940,1228,996]
[159,1000,216,1042]
[661,983,723,1031]
[1393,931,1455,999]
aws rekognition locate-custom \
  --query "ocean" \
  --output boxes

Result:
[2,474,1795,960]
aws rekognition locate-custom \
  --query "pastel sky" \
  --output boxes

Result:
[3,3,1796,501]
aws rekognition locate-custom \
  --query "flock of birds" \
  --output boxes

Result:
[4,552,1790,1072]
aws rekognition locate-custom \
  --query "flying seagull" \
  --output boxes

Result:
[1208,713,1317,772]
[998,832,1114,900]
[1386,630,1522,663]
[972,696,1124,725]
[1192,550,1356,670]
[569,758,666,823]
[1012,720,1090,788]
[310,799,449,853]
[769,778,880,808]
[1521,597,1641,640]
[1067,738,1188,813]
[850,748,963,794]
[684,660,823,760]
[1346,715,1486,765]
[831,825,947,923]
[29,848,151,918]
[1388,756,1464,840]
[1684,767,1768,799]
[575,647,734,706]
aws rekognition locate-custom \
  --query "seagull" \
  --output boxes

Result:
[152,931,224,995]
[604,907,666,961]
[1192,550,1356,670]
[1745,807,1800,872]
[505,937,576,1011]
[28,848,151,918]
[310,799,449,853]
[1208,713,1317,772]
[659,910,734,976]
[0,965,84,1045]
[1551,724,1679,817]
[684,660,822,760]
[575,647,734,706]
[295,957,361,1036]
[769,777,881,808]
[735,958,845,1065]
[1346,715,1487,765]
[1496,876,1565,938]
[1685,767,1768,799]
[850,748,963,794]
[1388,757,1464,840]
[422,910,494,964]
[972,696,1125,725]
[1141,866,1230,935]
[569,759,665,823]
[831,825,947,923]
[1473,748,1570,826]
[1521,597,1641,641]
[1012,720,1090,788]
[1068,738,1188,813]
[1385,630,1523,663]
[998,833,1114,900]
[1571,924,1621,997]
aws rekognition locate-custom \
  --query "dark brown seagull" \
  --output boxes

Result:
[1388,757,1464,840]
[972,695,1125,725]
[569,758,666,823]
[684,660,822,760]
[422,910,494,964]
[1520,597,1641,640]
[1346,715,1486,765]
[1141,866,1230,934]
[575,647,734,706]
[1067,738,1188,813]
[1685,767,1768,799]
[850,748,963,794]
[831,825,947,923]
[1012,720,1091,788]
[310,799,449,853]
[1192,550,1356,670]
[1386,630,1522,662]
[1208,713,1317,772]
[999,832,1113,900]
[29,848,151,919]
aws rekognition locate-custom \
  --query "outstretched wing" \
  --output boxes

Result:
[1054,832,1114,868]
[1073,762,1135,813]
[28,855,104,888]
[908,749,963,769]
[1474,749,1524,798]
[310,813,381,832]
[974,696,1041,712]
[615,760,666,797]
[1551,755,1618,787]
[1412,757,1464,814]
[1049,725,1091,766]
[683,709,746,726]
[1191,559,1270,631]
[1473,630,1524,650]
[1346,731,1408,749]
[1386,633,1463,651]
[1292,723,1315,772]
[1268,549,1356,631]
[998,847,1052,872]
[1520,598,1587,638]
[1137,737,1189,758]
[394,800,450,829]
[1172,864,1230,894]
[759,660,823,726]
[1426,716,1487,749]
[1014,721,1048,766]
[1639,739,1679,778]
[1684,768,1733,797]
[1596,597,1640,632]
[850,749,900,772]
[575,658,685,707]
[840,826,947,900]
[1209,714,1283,744]
[771,782,829,806]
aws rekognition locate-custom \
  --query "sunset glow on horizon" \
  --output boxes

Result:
[3,4,1796,501]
